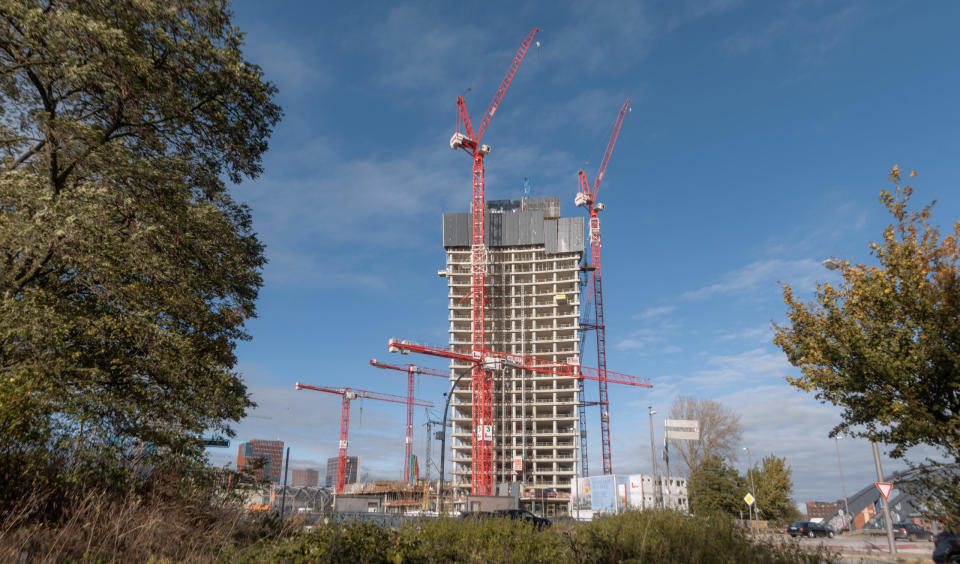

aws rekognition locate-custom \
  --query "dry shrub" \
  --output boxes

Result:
[0,473,302,563]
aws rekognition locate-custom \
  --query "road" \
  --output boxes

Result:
[760,533,935,564]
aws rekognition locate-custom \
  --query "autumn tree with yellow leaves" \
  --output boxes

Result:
[774,166,960,523]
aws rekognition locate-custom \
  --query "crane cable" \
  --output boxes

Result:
[582,104,632,175]
[454,36,543,137]
[460,38,543,97]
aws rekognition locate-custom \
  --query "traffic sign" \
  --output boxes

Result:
[743,493,755,506]
[875,482,893,500]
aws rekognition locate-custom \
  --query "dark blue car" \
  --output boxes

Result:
[933,531,960,564]
[787,521,834,538]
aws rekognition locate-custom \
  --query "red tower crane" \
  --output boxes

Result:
[369,359,449,483]
[448,27,540,496]
[575,98,631,476]
[294,382,433,494]
[388,339,651,388]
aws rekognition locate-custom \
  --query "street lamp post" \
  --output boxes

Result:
[437,369,471,513]
[743,447,758,535]
[648,407,660,508]
[834,435,852,531]
[823,258,895,553]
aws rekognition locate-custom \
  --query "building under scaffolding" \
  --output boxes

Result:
[441,197,584,516]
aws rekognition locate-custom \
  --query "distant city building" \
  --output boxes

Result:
[237,439,284,483]
[806,500,842,520]
[291,468,319,487]
[325,456,360,487]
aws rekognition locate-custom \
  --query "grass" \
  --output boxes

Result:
[1,480,838,564]
[230,510,839,563]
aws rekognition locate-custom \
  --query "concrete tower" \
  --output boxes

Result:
[442,197,584,516]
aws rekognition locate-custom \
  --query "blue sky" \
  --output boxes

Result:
[208,0,960,506]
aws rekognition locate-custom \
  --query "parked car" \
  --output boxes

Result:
[787,521,835,538]
[893,522,933,541]
[933,531,960,564]
[494,509,551,529]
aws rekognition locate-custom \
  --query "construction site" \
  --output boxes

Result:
[291,27,670,518]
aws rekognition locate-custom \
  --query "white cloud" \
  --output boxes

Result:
[636,305,676,320]
[723,2,864,63]
[264,249,388,291]
[614,328,665,351]
[208,374,445,481]
[719,324,774,343]
[677,347,792,389]
[545,0,739,84]
[611,382,943,505]
[614,338,646,351]
[681,258,823,301]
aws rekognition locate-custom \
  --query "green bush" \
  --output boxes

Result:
[232,511,838,564]
[568,510,832,564]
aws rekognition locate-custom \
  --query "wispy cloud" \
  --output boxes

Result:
[547,0,740,83]
[681,258,822,300]
[636,305,676,320]
[723,2,864,63]
[244,37,333,99]
[365,6,491,103]
[680,347,792,388]
[208,367,448,480]
[719,324,774,343]
[614,326,665,351]
[615,338,652,351]
[264,250,388,291]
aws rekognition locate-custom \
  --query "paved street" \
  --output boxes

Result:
[761,534,935,563]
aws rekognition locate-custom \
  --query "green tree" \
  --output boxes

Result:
[773,166,960,523]
[0,0,281,510]
[688,454,747,518]
[751,455,799,524]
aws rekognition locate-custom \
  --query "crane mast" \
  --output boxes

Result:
[449,27,540,496]
[294,383,433,494]
[575,98,631,475]
[369,359,448,483]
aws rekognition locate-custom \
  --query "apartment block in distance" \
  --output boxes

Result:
[236,439,284,483]
[441,197,584,517]
[325,456,360,488]
[291,468,319,487]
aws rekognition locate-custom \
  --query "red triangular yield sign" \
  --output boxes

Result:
[876,482,893,500]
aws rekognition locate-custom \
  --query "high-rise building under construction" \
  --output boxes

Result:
[441,197,584,516]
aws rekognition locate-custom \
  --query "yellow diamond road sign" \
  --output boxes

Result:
[744,493,755,506]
